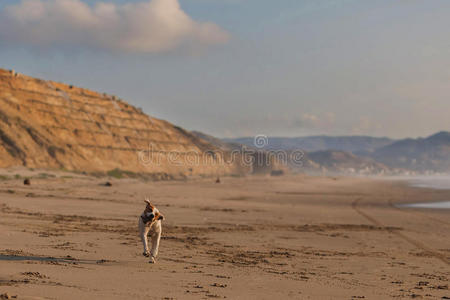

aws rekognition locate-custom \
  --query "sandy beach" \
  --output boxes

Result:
[0,171,449,299]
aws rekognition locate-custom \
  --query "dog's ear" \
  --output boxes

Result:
[144,197,151,205]
[158,214,165,221]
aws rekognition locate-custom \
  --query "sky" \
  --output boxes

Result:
[0,0,449,139]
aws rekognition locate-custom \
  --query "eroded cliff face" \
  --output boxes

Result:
[0,69,249,177]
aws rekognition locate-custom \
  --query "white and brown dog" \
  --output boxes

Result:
[139,198,164,263]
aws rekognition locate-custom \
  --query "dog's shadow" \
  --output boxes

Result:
[0,254,115,265]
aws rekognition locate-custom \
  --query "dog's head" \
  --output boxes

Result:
[142,197,164,224]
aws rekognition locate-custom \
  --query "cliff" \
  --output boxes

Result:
[0,69,249,178]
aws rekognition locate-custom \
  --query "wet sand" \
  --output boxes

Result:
[0,172,449,299]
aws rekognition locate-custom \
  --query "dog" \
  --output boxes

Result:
[138,198,164,263]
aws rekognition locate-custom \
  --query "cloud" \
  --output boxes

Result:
[291,112,336,129]
[351,116,382,135]
[0,0,229,53]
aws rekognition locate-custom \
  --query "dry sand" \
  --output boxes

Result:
[0,171,449,299]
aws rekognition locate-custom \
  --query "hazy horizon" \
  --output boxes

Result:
[1,0,449,139]
[219,131,448,140]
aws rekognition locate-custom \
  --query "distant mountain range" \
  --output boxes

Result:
[200,131,450,175]
[305,150,391,175]
[371,131,450,172]
[223,136,395,153]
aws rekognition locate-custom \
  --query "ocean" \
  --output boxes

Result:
[407,175,450,190]
[400,175,450,209]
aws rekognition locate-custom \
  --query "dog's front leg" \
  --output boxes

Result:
[138,218,150,257]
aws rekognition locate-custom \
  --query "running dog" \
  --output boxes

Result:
[139,198,164,263]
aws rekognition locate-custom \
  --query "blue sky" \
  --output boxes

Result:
[0,0,449,138]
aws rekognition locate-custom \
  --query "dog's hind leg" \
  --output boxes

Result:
[149,223,162,263]
[150,230,161,259]
[139,218,150,257]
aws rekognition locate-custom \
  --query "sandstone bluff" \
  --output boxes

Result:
[0,69,249,178]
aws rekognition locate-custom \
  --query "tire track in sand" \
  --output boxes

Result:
[351,197,449,266]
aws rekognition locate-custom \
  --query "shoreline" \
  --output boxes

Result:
[397,201,450,209]
[372,176,450,208]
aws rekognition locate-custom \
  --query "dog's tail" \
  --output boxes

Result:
[144,197,151,205]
